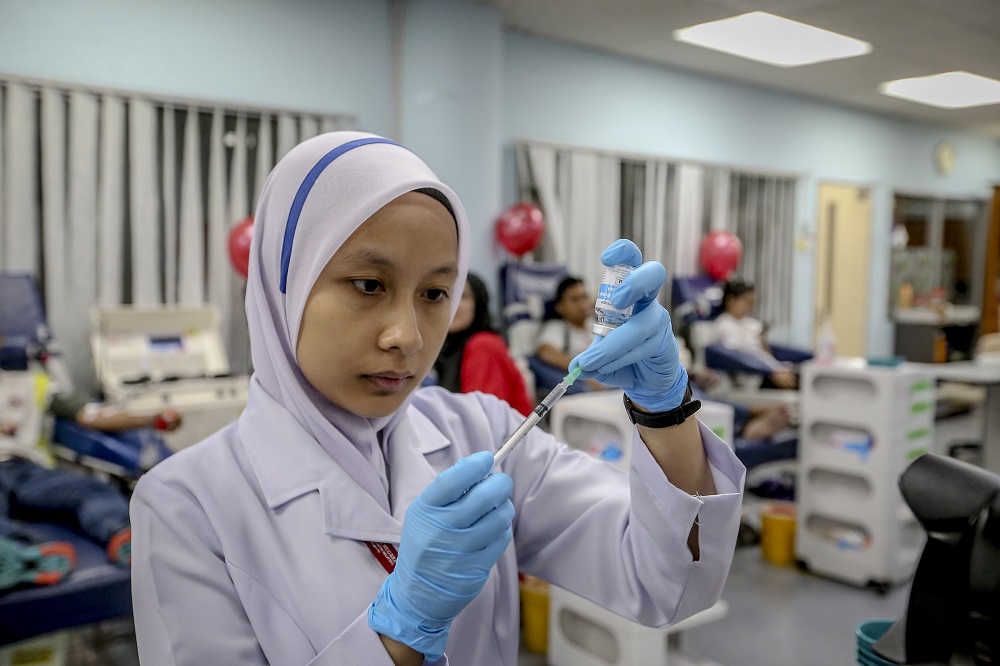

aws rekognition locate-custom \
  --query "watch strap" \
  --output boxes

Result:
[623,385,701,428]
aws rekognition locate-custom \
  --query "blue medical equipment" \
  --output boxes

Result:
[573,241,687,413]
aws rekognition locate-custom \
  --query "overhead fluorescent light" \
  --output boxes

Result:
[673,11,871,67]
[879,71,1000,109]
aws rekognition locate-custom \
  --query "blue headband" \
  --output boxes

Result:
[279,137,401,293]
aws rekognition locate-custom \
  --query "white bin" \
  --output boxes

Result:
[548,586,727,666]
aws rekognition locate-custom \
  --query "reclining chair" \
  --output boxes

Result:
[498,261,588,397]
[672,276,802,504]
[672,275,812,388]
[1,274,170,477]
[0,273,168,647]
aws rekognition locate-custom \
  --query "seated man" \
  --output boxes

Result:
[534,276,605,392]
[714,278,797,390]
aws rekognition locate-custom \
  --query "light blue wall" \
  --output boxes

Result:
[0,0,394,134]
[4,1,1000,354]
[502,32,1000,353]
[401,1,504,292]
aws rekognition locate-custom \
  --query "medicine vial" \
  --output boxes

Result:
[593,264,636,337]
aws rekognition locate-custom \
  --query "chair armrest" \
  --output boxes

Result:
[0,340,29,371]
[770,343,812,364]
[52,419,170,477]
[527,355,588,395]
[704,344,777,376]
[0,522,131,645]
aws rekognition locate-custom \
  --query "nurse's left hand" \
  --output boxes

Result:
[570,239,688,412]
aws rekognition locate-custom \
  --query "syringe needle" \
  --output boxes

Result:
[491,367,583,471]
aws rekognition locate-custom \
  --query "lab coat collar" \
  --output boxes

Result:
[382,407,451,523]
[239,385,452,543]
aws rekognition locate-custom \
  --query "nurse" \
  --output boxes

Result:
[130,132,745,665]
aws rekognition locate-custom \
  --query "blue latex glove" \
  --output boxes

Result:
[368,451,514,662]
[570,239,688,412]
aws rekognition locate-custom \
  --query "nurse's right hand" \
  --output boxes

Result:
[368,451,514,663]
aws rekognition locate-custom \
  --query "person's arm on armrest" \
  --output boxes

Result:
[72,399,182,433]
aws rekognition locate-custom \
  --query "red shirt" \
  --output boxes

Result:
[460,332,534,416]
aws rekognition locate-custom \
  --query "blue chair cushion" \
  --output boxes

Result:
[771,343,813,364]
[53,419,170,477]
[0,523,131,645]
[704,343,780,375]
[734,436,798,471]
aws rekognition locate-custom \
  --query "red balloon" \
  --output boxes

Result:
[699,231,743,281]
[228,216,254,279]
[495,203,545,257]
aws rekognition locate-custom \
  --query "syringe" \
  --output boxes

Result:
[492,367,583,471]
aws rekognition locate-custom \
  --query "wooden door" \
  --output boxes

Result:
[815,184,872,357]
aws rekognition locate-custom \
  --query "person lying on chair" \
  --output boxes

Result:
[0,339,181,593]
[714,278,797,390]
[0,456,132,593]
[535,276,606,392]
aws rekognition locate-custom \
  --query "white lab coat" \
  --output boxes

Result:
[131,387,745,665]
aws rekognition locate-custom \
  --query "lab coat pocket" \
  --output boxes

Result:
[229,561,319,665]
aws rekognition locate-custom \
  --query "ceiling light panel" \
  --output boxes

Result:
[673,11,872,67]
[879,71,1000,109]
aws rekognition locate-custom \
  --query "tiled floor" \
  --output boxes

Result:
[683,547,909,666]
[14,544,910,666]
[519,545,911,666]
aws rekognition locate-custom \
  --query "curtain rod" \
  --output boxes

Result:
[0,70,356,122]
[515,137,806,180]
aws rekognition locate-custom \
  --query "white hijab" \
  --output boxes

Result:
[239,131,471,506]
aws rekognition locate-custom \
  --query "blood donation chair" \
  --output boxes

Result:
[0,520,132,647]
[869,453,999,665]
[672,276,801,508]
[672,275,812,385]
[0,273,170,477]
[498,261,588,397]
[0,273,147,647]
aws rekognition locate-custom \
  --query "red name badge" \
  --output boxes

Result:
[365,542,398,574]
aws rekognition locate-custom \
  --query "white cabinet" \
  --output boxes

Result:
[547,390,730,665]
[795,361,933,589]
[550,390,735,470]
[91,305,249,451]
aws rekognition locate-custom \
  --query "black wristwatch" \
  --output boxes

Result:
[623,384,701,428]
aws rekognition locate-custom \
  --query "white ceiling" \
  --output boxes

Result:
[471,0,1000,137]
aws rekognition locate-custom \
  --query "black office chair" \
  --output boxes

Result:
[870,453,1000,665]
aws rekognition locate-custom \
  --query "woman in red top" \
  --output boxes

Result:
[432,273,533,416]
